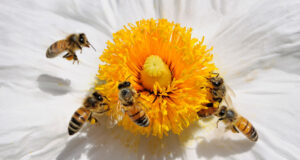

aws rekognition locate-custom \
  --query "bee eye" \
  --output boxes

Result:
[219,107,226,116]
[118,81,131,89]
[124,81,131,87]
[213,81,220,87]
[92,92,103,101]
[118,84,122,89]
[97,96,103,101]
[79,37,84,43]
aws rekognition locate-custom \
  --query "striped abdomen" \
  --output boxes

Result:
[46,40,68,58]
[126,105,149,127]
[235,116,258,142]
[197,103,218,118]
[68,107,91,135]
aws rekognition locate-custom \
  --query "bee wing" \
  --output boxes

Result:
[225,84,236,97]
[106,101,124,128]
[224,84,236,109]
[224,91,234,109]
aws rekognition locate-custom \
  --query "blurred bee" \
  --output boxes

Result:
[46,33,95,64]
[216,105,258,142]
[68,91,110,136]
[197,72,228,118]
[117,81,150,127]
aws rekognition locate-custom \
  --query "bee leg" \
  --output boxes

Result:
[88,114,98,125]
[67,50,79,64]
[72,54,79,64]
[63,52,72,58]
[75,42,83,53]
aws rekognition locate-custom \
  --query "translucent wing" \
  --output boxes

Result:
[105,101,124,128]
[225,84,236,98]
[224,84,235,109]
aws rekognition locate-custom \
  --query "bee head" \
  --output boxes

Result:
[118,81,131,89]
[210,76,224,87]
[218,105,236,121]
[119,88,133,102]
[78,33,90,47]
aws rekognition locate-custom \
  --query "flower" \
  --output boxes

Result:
[1,0,300,160]
[96,18,216,138]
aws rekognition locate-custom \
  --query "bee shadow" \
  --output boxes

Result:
[56,118,256,160]
[37,74,71,96]
[56,116,192,160]
[196,137,256,158]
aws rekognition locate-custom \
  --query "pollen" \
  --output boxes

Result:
[95,19,217,138]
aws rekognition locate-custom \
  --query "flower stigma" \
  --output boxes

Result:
[96,19,217,138]
[141,55,172,91]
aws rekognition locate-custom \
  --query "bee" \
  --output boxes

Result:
[46,33,95,64]
[216,105,258,142]
[197,72,228,117]
[68,91,110,135]
[117,81,150,127]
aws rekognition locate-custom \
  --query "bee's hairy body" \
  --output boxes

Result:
[68,92,110,136]
[46,33,93,64]
[217,105,258,142]
[197,73,225,118]
[118,81,150,127]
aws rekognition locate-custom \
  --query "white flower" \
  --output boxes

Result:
[1,0,300,160]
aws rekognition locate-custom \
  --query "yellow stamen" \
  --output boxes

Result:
[96,19,217,138]
[140,55,172,91]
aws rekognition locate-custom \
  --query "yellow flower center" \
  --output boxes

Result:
[96,19,217,138]
[141,55,172,91]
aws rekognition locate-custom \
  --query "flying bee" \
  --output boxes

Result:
[197,72,228,118]
[46,33,95,64]
[117,81,150,127]
[216,105,258,142]
[68,91,110,136]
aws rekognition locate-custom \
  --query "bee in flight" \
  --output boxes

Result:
[46,33,95,64]
[117,81,150,127]
[68,91,110,135]
[216,105,258,142]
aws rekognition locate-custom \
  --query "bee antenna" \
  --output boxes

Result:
[125,75,132,81]
[88,41,96,51]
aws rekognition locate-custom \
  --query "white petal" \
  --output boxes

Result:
[1,0,300,160]
[0,1,110,159]
[209,0,300,80]
[157,0,300,80]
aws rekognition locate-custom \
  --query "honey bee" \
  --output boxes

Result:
[117,81,150,127]
[197,73,228,117]
[68,91,110,135]
[46,33,95,64]
[216,105,258,142]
